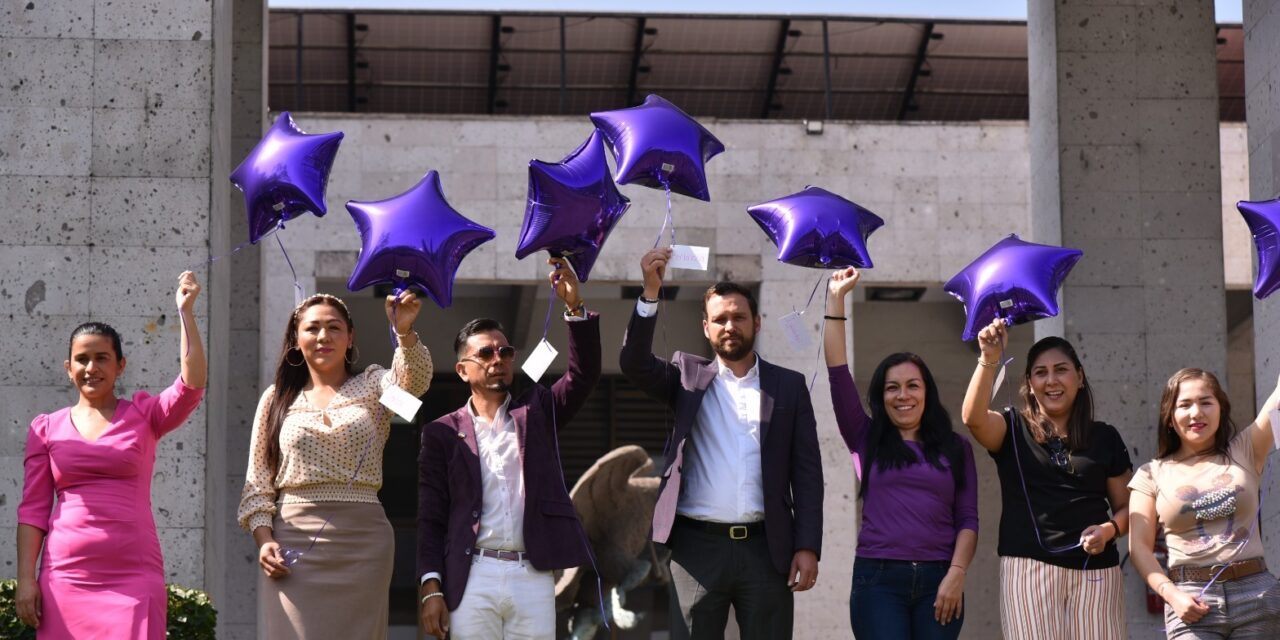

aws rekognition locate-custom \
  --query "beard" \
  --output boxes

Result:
[712,332,755,362]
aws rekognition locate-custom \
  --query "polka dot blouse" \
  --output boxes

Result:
[237,341,432,531]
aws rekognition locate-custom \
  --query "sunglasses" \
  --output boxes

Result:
[463,345,516,363]
[1045,436,1072,472]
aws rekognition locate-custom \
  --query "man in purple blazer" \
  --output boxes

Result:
[417,258,601,639]
[620,247,824,640]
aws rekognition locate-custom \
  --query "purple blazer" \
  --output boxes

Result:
[618,309,823,575]
[416,313,602,611]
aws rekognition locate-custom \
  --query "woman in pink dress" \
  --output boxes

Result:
[15,271,207,638]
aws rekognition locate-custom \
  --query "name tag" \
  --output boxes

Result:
[777,311,815,351]
[668,244,710,271]
[380,384,423,422]
[522,338,559,383]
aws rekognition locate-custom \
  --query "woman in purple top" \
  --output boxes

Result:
[824,267,979,639]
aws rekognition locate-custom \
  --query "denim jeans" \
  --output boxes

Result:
[1164,571,1280,639]
[850,557,963,640]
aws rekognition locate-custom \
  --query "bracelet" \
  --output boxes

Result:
[1156,581,1175,597]
[823,315,847,321]
[421,592,444,604]
[565,301,586,317]
[639,295,659,304]
[1106,518,1121,537]
[396,329,418,341]
[949,564,967,574]
[977,358,999,368]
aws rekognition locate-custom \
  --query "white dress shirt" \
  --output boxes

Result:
[636,298,766,523]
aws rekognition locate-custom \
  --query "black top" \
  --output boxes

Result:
[990,409,1132,569]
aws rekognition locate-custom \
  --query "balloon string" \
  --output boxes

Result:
[1000,354,1100,582]
[653,173,676,248]
[186,225,278,273]
[387,286,405,350]
[542,310,610,631]
[281,424,377,567]
[1189,449,1272,599]
[542,281,557,340]
[801,274,828,392]
[275,232,306,304]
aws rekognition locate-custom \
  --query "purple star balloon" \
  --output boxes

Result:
[747,186,885,269]
[514,130,631,282]
[1236,199,1280,299]
[229,112,344,243]
[346,171,496,308]
[590,94,725,201]
[944,234,1084,341]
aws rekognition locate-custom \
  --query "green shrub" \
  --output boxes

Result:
[0,580,217,639]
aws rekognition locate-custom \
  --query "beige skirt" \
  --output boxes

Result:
[258,501,394,640]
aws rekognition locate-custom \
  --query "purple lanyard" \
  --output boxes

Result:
[999,358,1100,580]
[280,404,378,567]
[536,288,611,631]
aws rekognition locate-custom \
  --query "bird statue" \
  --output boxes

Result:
[554,445,670,639]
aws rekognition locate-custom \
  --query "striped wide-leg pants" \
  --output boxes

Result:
[999,556,1126,640]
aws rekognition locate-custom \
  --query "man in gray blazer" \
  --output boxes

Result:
[619,247,824,640]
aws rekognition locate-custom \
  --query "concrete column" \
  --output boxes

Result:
[0,0,223,587]
[1243,0,1280,565]
[1028,1,1225,637]
[215,0,268,637]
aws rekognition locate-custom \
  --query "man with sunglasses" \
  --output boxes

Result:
[619,247,824,640]
[416,257,601,639]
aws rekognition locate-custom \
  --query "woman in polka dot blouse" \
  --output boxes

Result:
[237,290,432,639]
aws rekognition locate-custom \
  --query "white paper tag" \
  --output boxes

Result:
[668,244,710,271]
[521,338,559,383]
[380,383,423,422]
[293,282,306,306]
[777,311,814,351]
[990,361,1008,403]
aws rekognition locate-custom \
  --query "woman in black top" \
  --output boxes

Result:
[961,318,1132,640]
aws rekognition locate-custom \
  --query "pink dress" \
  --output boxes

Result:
[17,376,204,639]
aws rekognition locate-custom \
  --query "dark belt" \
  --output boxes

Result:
[1168,557,1267,583]
[475,548,527,562]
[675,515,765,540]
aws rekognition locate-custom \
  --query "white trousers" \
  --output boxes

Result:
[451,554,555,640]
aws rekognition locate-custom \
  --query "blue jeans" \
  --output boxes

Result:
[850,557,963,640]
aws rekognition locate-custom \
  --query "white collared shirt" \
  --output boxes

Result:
[640,296,766,523]
[469,394,526,552]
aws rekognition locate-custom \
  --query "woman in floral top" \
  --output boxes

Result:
[238,291,432,639]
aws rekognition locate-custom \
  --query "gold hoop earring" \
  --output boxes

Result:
[285,347,305,367]
[346,345,360,365]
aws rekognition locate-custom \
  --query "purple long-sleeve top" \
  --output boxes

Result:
[829,365,979,561]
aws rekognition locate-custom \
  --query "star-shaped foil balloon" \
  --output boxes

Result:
[746,186,885,269]
[944,234,1084,341]
[590,94,725,201]
[1236,199,1280,299]
[514,130,631,282]
[346,171,496,308]
[229,111,344,244]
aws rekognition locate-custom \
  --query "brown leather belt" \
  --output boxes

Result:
[475,548,527,562]
[1167,557,1267,583]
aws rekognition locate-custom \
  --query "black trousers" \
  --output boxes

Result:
[665,520,794,640]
